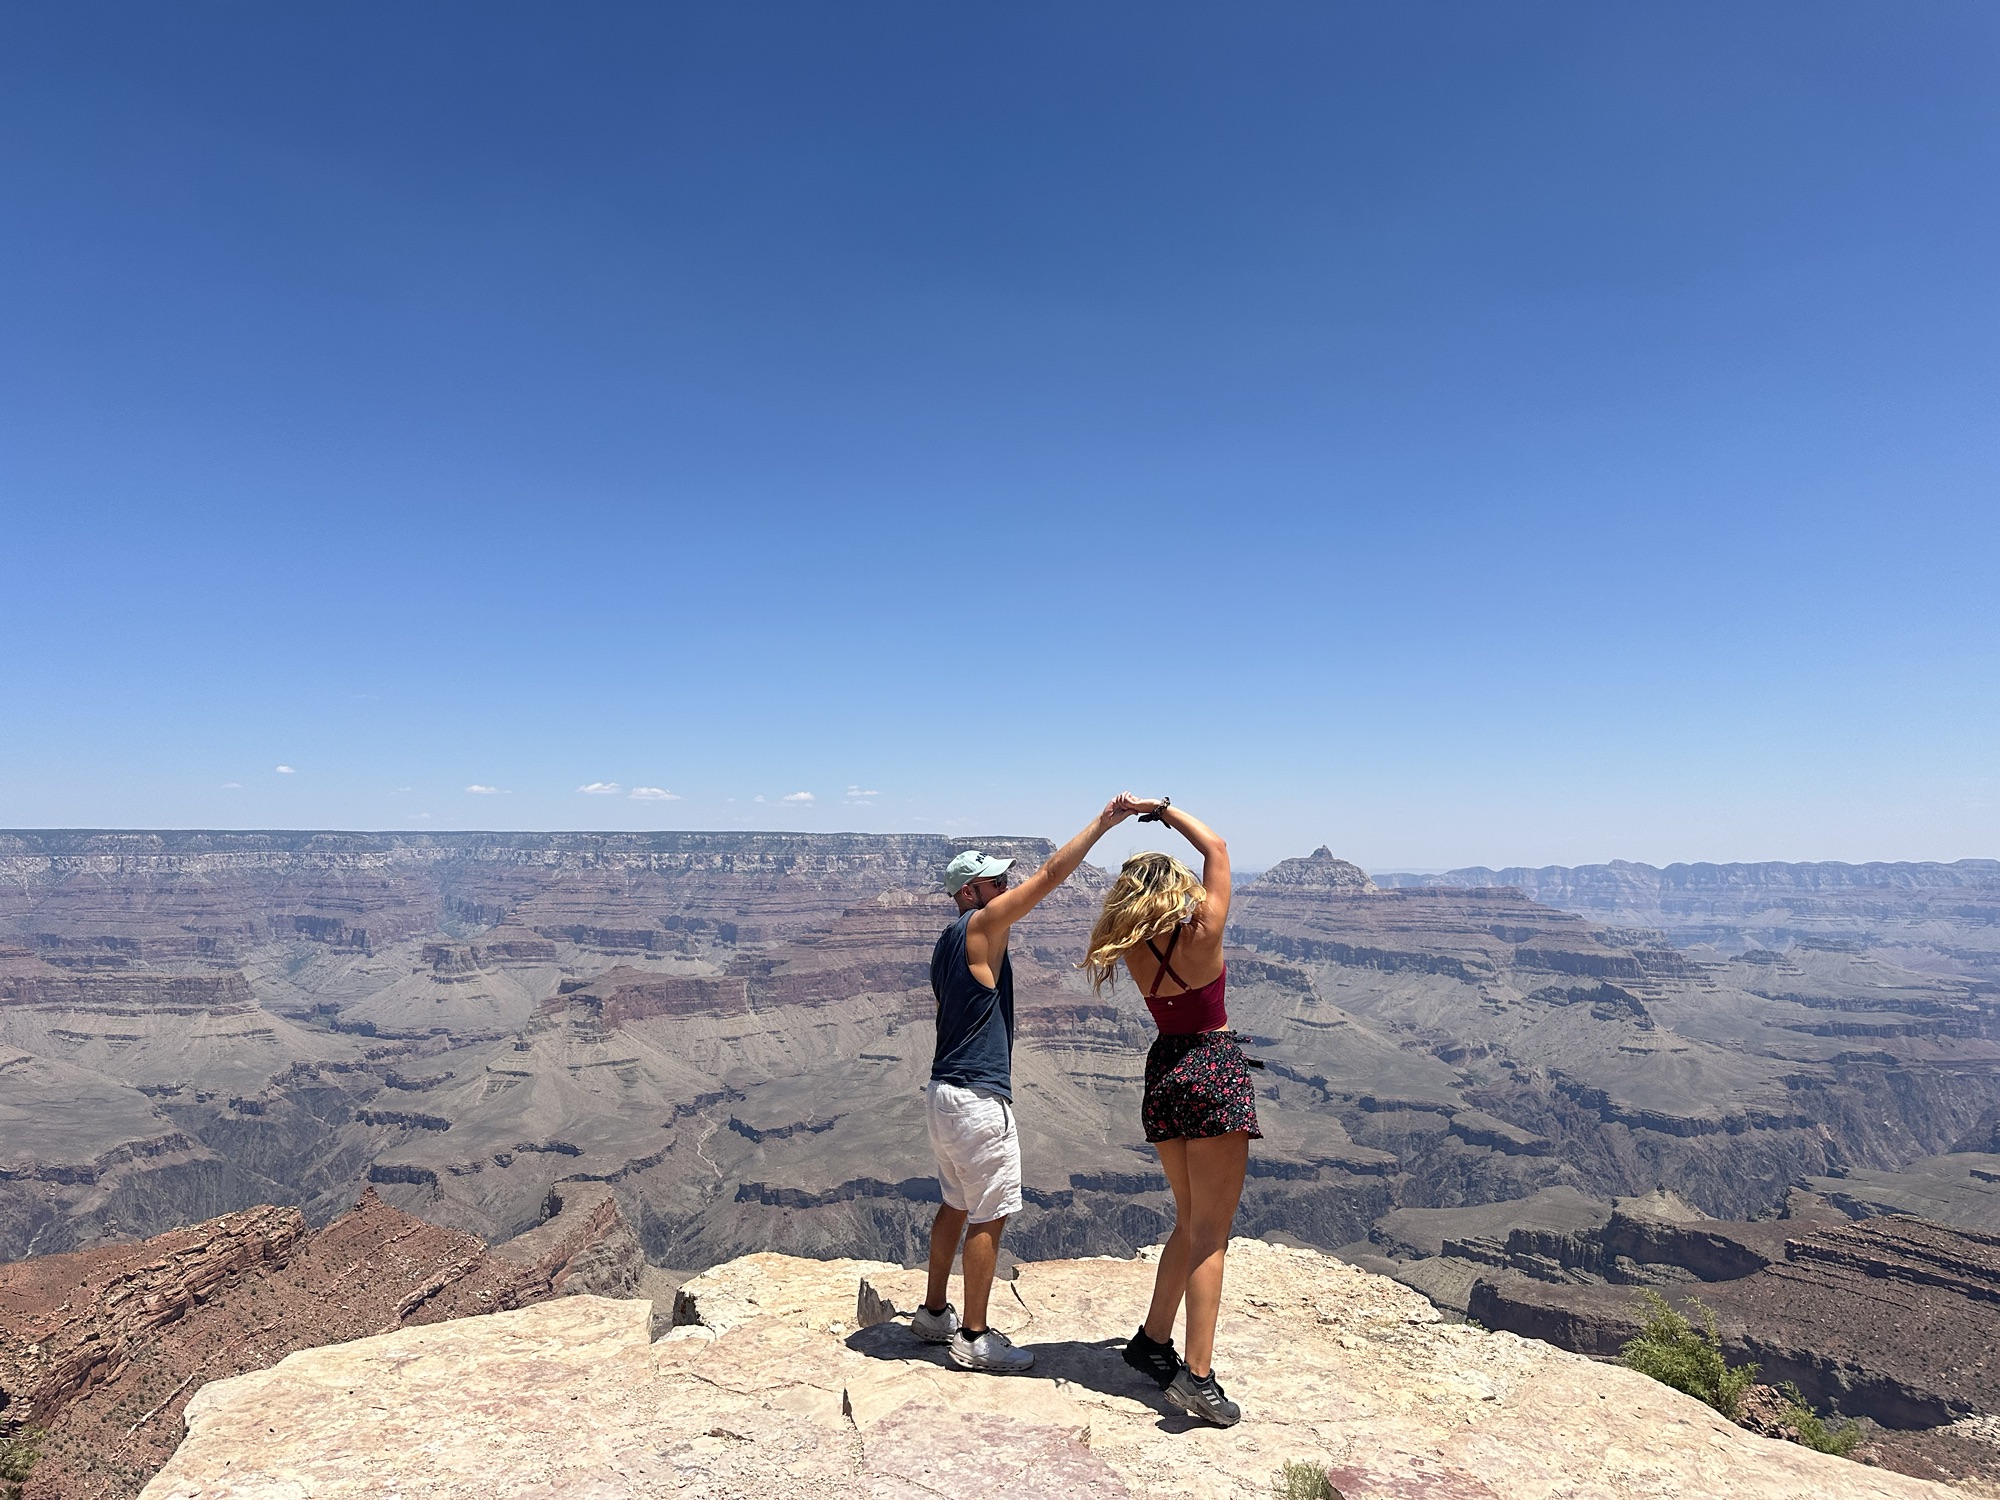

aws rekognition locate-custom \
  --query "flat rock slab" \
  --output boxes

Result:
[862,1406,1132,1497]
[141,1241,1958,1500]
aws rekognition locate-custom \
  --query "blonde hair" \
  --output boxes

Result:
[1081,852,1206,994]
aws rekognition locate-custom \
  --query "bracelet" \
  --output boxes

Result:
[1138,795,1171,823]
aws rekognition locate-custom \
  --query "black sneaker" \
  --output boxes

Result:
[1121,1326,1180,1389]
[1164,1363,1242,1427]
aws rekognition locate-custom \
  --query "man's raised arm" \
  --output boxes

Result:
[969,794,1138,940]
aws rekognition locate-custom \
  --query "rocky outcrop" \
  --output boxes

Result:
[0,962,258,1015]
[1808,1153,2000,1233]
[1252,846,1377,891]
[0,1204,306,1432]
[0,1186,645,1500]
[138,1241,1951,1499]
[1951,1108,2000,1156]
[486,1182,643,1301]
[1443,1192,1794,1286]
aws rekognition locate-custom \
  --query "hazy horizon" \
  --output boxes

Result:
[0,823,1991,878]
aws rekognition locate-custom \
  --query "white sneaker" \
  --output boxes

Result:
[947,1327,1035,1374]
[911,1302,960,1343]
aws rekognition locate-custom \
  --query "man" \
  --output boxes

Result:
[911,795,1141,1372]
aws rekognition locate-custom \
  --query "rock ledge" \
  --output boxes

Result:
[141,1240,1951,1499]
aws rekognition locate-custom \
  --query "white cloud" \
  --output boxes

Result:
[578,782,622,795]
[220,781,242,790]
[415,812,434,819]
[845,786,880,801]
[275,765,296,774]
[466,784,506,795]
[782,791,816,803]
[753,795,766,803]
[629,787,679,801]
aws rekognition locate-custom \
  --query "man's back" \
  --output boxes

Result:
[914,806,1136,1376]
[930,909,1015,1100]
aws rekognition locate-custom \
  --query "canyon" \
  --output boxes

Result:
[5,832,1996,1276]
[5,829,2000,1490]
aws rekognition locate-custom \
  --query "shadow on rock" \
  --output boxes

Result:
[843,1322,1207,1429]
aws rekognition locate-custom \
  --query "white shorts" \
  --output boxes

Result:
[925,1080,1023,1224]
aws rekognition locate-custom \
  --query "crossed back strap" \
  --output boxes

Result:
[1144,924,1193,1000]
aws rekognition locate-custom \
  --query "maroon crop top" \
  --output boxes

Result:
[1141,924,1228,1035]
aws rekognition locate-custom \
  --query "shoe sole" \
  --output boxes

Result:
[1165,1386,1241,1427]
[913,1327,957,1344]
[946,1350,1035,1374]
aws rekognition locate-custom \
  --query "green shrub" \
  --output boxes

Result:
[0,1426,44,1500]
[1272,1458,1344,1500]
[1620,1289,1757,1420]
[1776,1382,1863,1457]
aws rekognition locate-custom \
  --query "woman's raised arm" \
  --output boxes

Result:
[1138,800,1230,933]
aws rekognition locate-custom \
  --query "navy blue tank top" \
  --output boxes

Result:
[930,909,1014,1099]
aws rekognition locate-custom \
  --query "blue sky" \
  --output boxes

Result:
[2,3,1994,870]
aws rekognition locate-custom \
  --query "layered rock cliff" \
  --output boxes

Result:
[0,831,1060,961]
[1375,860,2000,980]
[137,1241,1951,1499]
[1352,1189,2000,1487]
[0,1186,644,1499]
[1460,1211,2000,1425]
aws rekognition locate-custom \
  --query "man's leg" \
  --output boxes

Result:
[941,1092,1031,1372]
[959,1214,1007,1332]
[923,1080,969,1316]
[925,1203,969,1311]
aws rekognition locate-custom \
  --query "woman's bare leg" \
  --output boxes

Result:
[1143,1138,1191,1342]
[1180,1130,1249,1377]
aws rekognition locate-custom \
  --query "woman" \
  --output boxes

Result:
[1082,797,1255,1428]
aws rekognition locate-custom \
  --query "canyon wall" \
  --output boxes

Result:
[2,830,1997,1318]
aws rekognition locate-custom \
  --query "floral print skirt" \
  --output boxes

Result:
[1142,1029,1263,1144]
